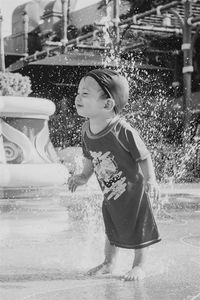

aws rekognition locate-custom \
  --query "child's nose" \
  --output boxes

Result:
[75,94,81,101]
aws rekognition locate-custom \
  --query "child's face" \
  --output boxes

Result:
[75,76,107,118]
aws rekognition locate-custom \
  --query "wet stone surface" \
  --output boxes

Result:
[182,234,200,248]
[0,188,200,300]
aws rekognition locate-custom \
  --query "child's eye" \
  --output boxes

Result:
[76,91,88,97]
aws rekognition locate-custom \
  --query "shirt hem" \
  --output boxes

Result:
[109,237,161,249]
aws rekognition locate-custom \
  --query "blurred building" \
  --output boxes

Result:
[2,0,200,110]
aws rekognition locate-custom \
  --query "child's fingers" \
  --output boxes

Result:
[153,186,158,198]
[68,177,77,192]
[156,187,160,200]
[152,188,159,203]
[152,187,160,209]
[69,183,77,192]
[147,185,160,207]
[71,184,77,192]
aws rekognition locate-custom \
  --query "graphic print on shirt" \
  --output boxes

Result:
[90,151,127,200]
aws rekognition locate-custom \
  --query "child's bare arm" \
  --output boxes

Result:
[68,158,93,192]
[139,156,159,204]
[139,155,156,183]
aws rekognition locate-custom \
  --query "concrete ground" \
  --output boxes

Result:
[0,183,200,300]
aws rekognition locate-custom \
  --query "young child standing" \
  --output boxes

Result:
[68,68,161,281]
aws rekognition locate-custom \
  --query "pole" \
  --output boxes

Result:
[61,0,68,44]
[0,9,5,72]
[182,0,193,137]
[23,11,29,55]
[113,0,120,46]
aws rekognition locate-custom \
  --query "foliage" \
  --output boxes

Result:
[0,72,32,96]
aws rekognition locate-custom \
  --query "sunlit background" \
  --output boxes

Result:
[0,0,100,37]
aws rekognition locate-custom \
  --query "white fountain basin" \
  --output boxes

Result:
[0,96,55,119]
[0,96,69,188]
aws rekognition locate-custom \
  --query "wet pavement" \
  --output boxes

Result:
[0,183,200,300]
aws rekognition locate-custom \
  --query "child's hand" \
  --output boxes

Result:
[145,180,160,209]
[68,174,88,192]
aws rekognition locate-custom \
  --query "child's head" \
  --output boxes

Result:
[75,68,129,119]
[86,68,129,114]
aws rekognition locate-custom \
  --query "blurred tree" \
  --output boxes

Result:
[0,72,32,96]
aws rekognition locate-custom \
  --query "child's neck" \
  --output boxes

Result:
[89,115,116,134]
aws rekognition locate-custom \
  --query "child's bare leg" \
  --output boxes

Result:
[123,247,147,281]
[87,236,117,275]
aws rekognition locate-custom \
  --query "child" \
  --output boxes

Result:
[68,68,161,281]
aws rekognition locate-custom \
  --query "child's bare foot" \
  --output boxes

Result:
[123,266,145,281]
[87,262,113,276]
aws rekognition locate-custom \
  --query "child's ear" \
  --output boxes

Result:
[104,98,115,111]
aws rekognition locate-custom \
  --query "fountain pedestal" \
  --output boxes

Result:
[0,96,68,189]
